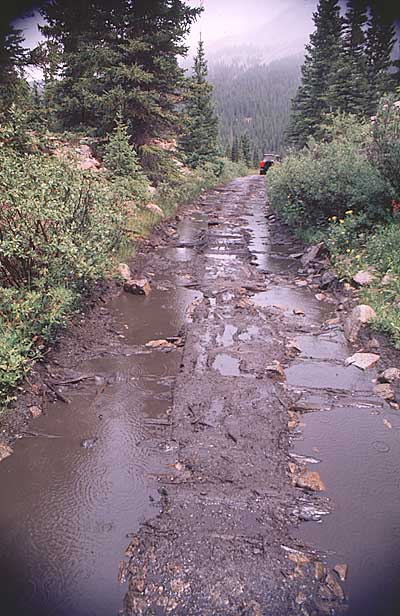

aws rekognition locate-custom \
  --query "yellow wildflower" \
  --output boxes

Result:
[346,249,351,253]
[331,216,337,222]
[339,219,345,224]
[345,210,353,215]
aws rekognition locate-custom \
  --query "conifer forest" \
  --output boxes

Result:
[0,1,400,615]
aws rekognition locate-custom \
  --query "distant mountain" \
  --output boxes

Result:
[206,5,312,68]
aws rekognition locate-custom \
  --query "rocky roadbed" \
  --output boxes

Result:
[121,175,391,616]
[1,175,399,615]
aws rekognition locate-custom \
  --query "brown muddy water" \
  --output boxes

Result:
[0,181,399,615]
[0,214,203,616]
[248,195,400,616]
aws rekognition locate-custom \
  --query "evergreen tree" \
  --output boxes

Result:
[104,114,149,203]
[288,0,344,147]
[40,0,201,142]
[331,0,369,115]
[231,135,240,162]
[180,39,219,168]
[240,133,251,166]
[365,2,396,114]
[0,24,29,115]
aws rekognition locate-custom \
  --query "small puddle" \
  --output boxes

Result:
[213,353,241,376]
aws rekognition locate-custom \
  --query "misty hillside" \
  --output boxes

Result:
[205,5,312,67]
[210,54,302,158]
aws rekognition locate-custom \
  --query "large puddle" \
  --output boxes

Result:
[245,193,400,616]
[0,215,204,615]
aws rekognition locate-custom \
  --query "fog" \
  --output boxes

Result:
[7,0,400,78]
[185,0,317,65]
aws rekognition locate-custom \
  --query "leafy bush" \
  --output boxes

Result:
[0,150,123,290]
[0,140,125,408]
[269,138,393,228]
[368,97,400,198]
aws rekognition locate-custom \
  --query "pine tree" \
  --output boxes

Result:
[0,25,29,115]
[180,39,219,168]
[40,0,201,142]
[365,2,396,115]
[288,0,344,147]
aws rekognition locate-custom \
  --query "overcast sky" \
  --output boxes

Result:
[14,0,400,77]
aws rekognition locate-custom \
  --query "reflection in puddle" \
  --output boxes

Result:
[297,406,400,616]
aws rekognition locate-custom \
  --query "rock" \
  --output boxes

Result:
[0,442,13,462]
[320,271,337,289]
[352,270,374,286]
[344,304,377,342]
[80,157,100,171]
[146,339,175,349]
[301,242,325,267]
[367,337,380,350]
[289,551,311,566]
[295,592,307,605]
[125,278,151,296]
[265,361,286,380]
[374,383,395,401]
[118,264,151,296]
[81,437,98,449]
[381,273,395,286]
[295,280,308,287]
[325,317,340,326]
[29,405,43,418]
[290,253,303,260]
[315,293,326,302]
[296,470,326,492]
[146,202,164,217]
[315,562,326,581]
[345,352,380,370]
[293,308,305,316]
[378,368,400,383]
[118,263,133,282]
[325,572,345,601]
[333,563,348,582]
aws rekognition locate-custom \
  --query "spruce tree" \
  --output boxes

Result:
[0,25,29,115]
[365,2,396,114]
[240,133,251,167]
[180,39,219,168]
[332,0,369,115]
[40,0,201,142]
[288,0,344,147]
[231,135,240,162]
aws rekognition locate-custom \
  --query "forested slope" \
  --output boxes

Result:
[209,55,302,159]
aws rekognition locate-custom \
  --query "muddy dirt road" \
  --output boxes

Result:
[1,175,400,616]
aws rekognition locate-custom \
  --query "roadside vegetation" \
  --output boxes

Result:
[0,2,249,411]
[268,0,400,347]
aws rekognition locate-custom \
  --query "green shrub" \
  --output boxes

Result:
[269,113,394,229]
[0,149,123,291]
[368,97,400,197]
[0,142,125,409]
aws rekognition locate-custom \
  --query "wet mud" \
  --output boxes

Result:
[0,176,399,616]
